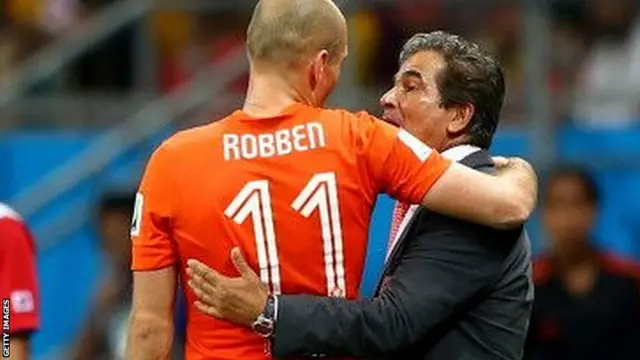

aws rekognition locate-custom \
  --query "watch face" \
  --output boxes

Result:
[252,317,274,337]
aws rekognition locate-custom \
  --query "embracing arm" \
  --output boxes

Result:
[422,158,538,229]
[272,218,512,357]
[360,115,537,230]
[127,140,180,359]
[125,268,176,360]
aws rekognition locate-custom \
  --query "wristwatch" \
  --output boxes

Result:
[251,294,276,337]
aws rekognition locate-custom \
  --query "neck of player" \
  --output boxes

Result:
[244,68,315,118]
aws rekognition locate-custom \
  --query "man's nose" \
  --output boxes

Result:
[380,89,396,109]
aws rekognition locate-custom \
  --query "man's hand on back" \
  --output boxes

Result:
[186,248,268,327]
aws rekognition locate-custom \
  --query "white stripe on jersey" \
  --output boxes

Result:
[397,129,432,162]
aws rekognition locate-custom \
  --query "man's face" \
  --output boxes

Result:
[542,176,597,255]
[380,50,456,149]
[99,210,133,265]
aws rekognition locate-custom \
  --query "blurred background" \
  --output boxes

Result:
[0,0,639,359]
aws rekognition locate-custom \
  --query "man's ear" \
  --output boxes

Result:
[447,103,475,134]
[309,49,330,89]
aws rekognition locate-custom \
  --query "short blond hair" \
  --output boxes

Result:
[246,0,347,67]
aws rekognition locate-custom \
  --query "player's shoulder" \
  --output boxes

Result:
[164,122,221,148]
[316,107,376,123]
[0,203,35,249]
[313,107,390,138]
[599,252,640,281]
[0,202,23,222]
[157,115,236,154]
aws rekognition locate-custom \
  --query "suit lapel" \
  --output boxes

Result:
[374,206,422,294]
[374,146,493,294]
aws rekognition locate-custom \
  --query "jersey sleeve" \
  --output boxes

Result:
[0,218,40,334]
[355,112,451,204]
[131,142,178,271]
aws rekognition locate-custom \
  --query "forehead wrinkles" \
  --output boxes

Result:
[402,51,445,80]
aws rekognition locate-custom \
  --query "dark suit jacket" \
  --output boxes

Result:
[272,150,534,360]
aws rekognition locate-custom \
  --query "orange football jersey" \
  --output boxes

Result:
[131,103,450,360]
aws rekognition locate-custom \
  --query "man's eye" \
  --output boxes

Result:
[402,84,417,92]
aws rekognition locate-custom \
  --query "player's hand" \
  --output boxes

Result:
[492,156,534,177]
[186,248,268,327]
[492,156,538,221]
[491,156,510,169]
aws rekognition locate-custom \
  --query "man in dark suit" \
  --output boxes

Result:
[186,31,534,359]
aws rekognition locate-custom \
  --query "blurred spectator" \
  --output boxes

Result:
[69,0,135,92]
[0,202,40,360]
[472,2,525,123]
[525,166,640,360]
[0,26,20,87]
[41,0,79,36]
[571,0,640,127]
[71,192,134,360]
[71,191,186,360]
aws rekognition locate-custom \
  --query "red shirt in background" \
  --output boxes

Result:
[0,203,40,334]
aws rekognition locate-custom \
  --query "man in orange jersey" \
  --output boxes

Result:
[125,1,537,360]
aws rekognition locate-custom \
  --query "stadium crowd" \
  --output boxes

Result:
[2,0,640,127]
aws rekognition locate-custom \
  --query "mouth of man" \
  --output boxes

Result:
[382,112,402,128]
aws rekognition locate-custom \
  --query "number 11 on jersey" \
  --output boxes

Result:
[224,172,346,296]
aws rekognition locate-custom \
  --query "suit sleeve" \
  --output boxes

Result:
[272,216,509,357]
[0,218,40,334]
[354,112,451,204]
[131,142,178,271]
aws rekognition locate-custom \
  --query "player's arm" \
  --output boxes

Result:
[8,337,29,360]
[0,216,40,360]
[125,143,179,360]
[126,268,176,360]
[422,156,537,229]
[360,115,537,229]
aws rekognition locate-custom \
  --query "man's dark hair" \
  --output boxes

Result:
[543,165,600,205]
[98,191,135,218]
[399,31,505,149]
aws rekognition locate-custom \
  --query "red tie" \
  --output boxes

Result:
[388,201,410,251]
